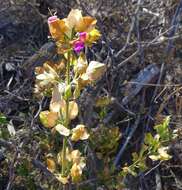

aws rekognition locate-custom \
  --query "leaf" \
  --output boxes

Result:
[7,121,16,136]
[55,124,70,136]
[16,160,29,177]
[64,84,72,100]
[0,113,7,125]
[154,116,171,142]
[95,96,112,107]
[122,166,137,176]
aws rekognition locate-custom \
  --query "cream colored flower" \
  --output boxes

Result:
[39,111,58,128]
[149,147,171,161]
[158,147,171,160]
[71,124,89,142]
[70,163,82,183]
[74,53,88,75]
[86,61,106,81]
[66,9,83,29]
[56,174,69,184]
[60,101,79,120]
[66,9,96,33]
[36,64,59,86]
[70,150,86,169]
[55,124,70,136]
[50,86,61,113]
[46,158,56,172]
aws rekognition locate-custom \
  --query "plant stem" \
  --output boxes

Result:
[62,51,71,175]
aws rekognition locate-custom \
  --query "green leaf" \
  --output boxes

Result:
[64,84,72,100]
[16,161,29,177]
[154,116,171,142]
[0,113,7,125]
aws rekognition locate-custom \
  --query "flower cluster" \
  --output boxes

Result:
[48,9,101,54]
[34,9,106,184]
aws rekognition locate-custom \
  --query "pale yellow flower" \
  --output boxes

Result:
[60,100,79,120]
[86,61,106,81]
[70,150,86,169]
[50,86,61,113]
[66,9,97,33]
[55,124,70,136]
[36,64,59,86]
[71,124,89,142]
[46,158,56,172]
[56,174,69,184]
[48,9,97,40]
[70,163,82,183]
[39,111,58,128]
[74,53,88,75]
[149,147,171,161]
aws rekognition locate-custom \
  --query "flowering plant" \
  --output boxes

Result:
[34,9,106,185]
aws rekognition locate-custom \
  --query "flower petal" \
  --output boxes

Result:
[69,101,79,120]
[55,124,70,136]
[46,158,56,172]
[67,9,83,29]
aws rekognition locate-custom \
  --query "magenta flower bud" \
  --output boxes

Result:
[74,41,85,53]
[48,15,58,24]
[79,32,87,42]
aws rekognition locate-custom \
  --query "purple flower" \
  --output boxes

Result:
[74,40,85,53]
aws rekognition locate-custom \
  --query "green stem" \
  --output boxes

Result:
[62,51,71,176]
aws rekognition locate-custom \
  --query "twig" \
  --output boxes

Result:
[5,147,18,190]
[114,115,140,167]
[32,159,54,178]
[115,0,143,58]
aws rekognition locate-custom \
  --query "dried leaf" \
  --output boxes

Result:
[7,121,16,136]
